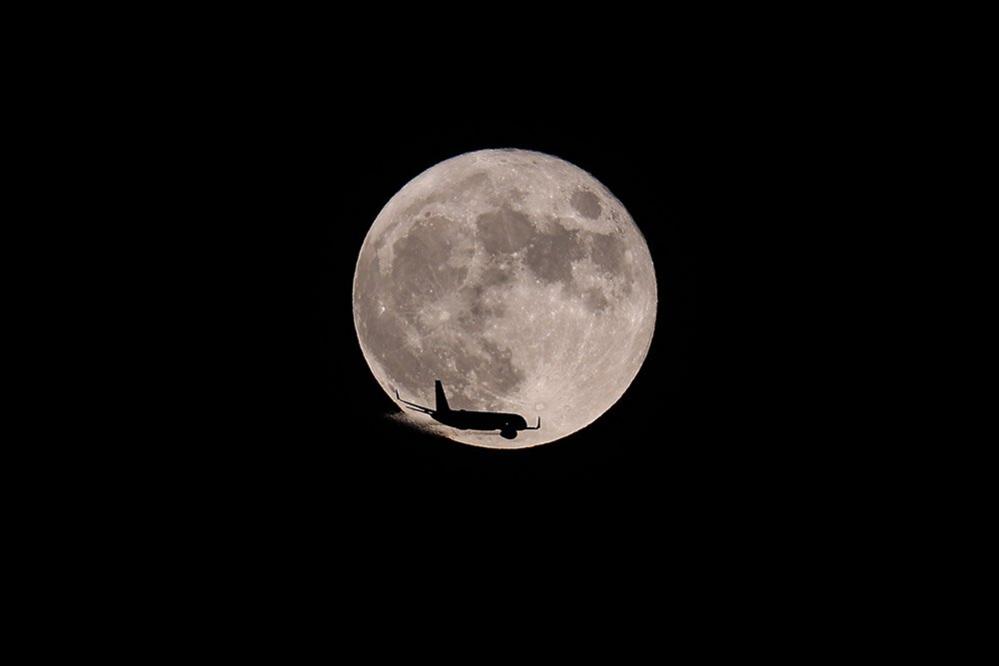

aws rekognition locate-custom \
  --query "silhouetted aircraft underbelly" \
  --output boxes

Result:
[435,410,526,431]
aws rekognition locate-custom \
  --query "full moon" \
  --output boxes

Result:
[353,149,656,448]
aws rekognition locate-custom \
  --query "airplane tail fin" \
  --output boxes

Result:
[435,380,450,413]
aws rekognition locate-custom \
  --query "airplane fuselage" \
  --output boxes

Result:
[433,409,529,433]
[395,381,540,440]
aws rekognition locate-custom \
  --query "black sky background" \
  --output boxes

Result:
[152,53,853,556]
[42,15,908,632]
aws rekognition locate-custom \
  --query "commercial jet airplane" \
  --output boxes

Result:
[395,380,541,440]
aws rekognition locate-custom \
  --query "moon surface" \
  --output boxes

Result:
[352,149,656,448]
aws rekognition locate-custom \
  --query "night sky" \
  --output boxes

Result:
[174,73,825,545]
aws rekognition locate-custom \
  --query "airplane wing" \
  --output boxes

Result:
[394,388,435,415]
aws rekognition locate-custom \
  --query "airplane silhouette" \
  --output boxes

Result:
[395,380,541,440]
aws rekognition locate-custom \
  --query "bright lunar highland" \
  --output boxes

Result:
[352,149,656,448]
